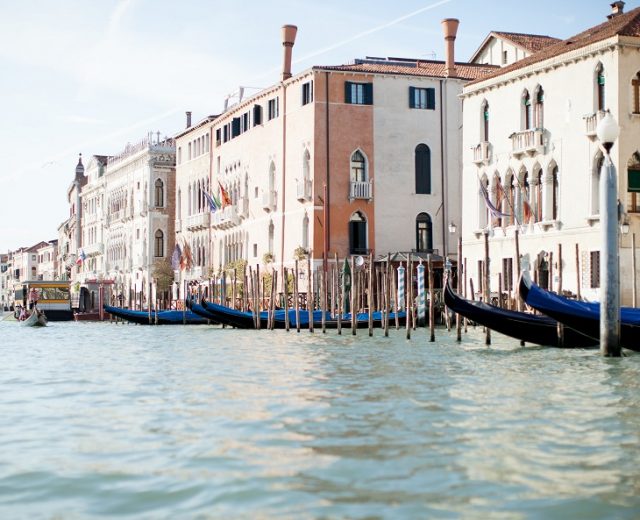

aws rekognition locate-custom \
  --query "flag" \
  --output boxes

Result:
[523,200,532,223]
[203,191,218,213]
[75,249,86,265]
[171,244,182,270]
[212,192,222,210]
[479,182,511,218]
[180,243,193,271]
[219,181,232,208]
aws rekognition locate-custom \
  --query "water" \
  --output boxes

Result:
[1,319,639,519]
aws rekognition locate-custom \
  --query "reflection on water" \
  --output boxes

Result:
[0,320,639,518]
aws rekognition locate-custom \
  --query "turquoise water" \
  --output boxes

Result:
[0,319,639,519]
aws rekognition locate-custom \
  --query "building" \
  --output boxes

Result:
[36,240,58,280]
[460,2,640,304]
[175,21,497,293]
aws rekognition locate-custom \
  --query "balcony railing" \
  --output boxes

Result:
[108,210,124,223]
[212,205,240,229]
[84,242,104,257]
[262,190,276,212]
[510,128,544,157]
[186,212,211,231]
[349,180,373,201]
[472,141,491,165]
[584,110,605,138]
[296,179,312,201]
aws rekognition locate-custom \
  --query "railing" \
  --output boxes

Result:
[83,242,104,257]
[472,141,491,165]
[349,180,373,201]
[186,212,211,231]
[296,179,312,201]
[212,205,240,229]
[108,210,124,223]
[584,110,605,138]
[510,129,544,157]
[262,190,276,211]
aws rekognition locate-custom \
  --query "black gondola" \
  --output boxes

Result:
[444,279,597,348]
[103,305,209,325]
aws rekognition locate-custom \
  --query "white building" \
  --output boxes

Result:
[460,2,640,304]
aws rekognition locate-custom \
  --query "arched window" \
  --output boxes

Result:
[492,173,502,228]
[592,153,603,215]
[478,175,489,229]
[268,221,274,254]
[534,86,544,128]
[177,189,182,219]
[350,150,366,182]
[348,211,368,254]
[154,230,164,257]
[534,166,543,222]
[415,144,431,194]
[522,90,533,130]
[302,149,310,181]
[596,63,605,111]
[302,213,309,250]
[505,171,516,226]
[481,100,489,142]
[550,165,559,221]
[269,162,276,192]
[416,213,433,252]
[520,168,530,224]
[154,179,164,207]
[633,71,640,114]
[188,184,192,216]
[627,152,640,213]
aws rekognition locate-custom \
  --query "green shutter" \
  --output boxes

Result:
[364,83,373,105]
[409,86,416,108]
[345,81,352,103]
[628,169,640,192]
[427,88,435,109]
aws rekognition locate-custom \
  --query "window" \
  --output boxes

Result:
[216,129,221,145]
[302,81,313,105]
[416,213,433,252]
[242,112,249,132]
[415,144,431,194]
[520,169,530,224]
[348,212,368,254]
[633,72,640,114]
[628,152,640,212]
[268,97,279,120]
[345,82,373,105]
[493,174,503,228]
[502,258,513,291]
[268,221,274,254]
[253,104,262,126]
[253,243,257,257]
[478,176,489,229]
[232,117,241,138]
[177,147,182,164]
[409,87,435,109]
[550,165,559,220]
[522,90,533,130]
[590,251,600,288]
[302,213,309,250]
[154,230,164,257]
[592,153,603,215]
[596,63,605,111]
[534,87,544,128]
[154,179,164,207]
[534,168,543,222]
[505,172,516,226]
[502,50,507,65]
[350,150,367,182]
[188,142,192,160]
[481,100,489,141]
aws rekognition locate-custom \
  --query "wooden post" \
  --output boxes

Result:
[392,264,399,330]
[336,254,342,335]
[307,253,314,333]
[232,268,237,310]
[284,268,290,331]
[557,243,563,295]
[368,253,373,336]
[515,228,521,311]
[633,233,637,307]
[406,254,412,340]
[351,256,357,335]
[294,259,300,333]
[498,274,503,308]
[428,256,435,342]
[463,257,468,333]
[457,237,462,341]
[270,271,277,330]
[484,231,491,345]
[243,264,248,311]
[183,279,187,325]
[575,243,581,300]
[548,251,553,292]
[384,253,390,337]
[256,265,261,330]
[322,253,327,333]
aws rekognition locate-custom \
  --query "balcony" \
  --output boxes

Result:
[349,180,373,201]
[296,179,312,201]
[84,242,104,257]
[262,190,276,212]
[510,129,544,158]
[108,210,124,224]
[212,205,240,229]
[186,212,211,231]
[472,141,491,166]
[584,110,605,139]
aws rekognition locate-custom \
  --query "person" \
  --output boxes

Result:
[28,287,38,310]
[19,307,28,321]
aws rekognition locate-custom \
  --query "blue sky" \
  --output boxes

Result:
[1,0,636,253]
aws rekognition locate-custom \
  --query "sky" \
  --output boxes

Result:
[1,0,637,253]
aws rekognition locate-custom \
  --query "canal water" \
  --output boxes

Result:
[0,319,639,519]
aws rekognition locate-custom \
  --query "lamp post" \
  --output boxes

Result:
[596,111,621,357]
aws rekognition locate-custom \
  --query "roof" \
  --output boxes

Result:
[174,115,218,139]
[316,58,499,81]
[470,31,560,62]
[468,6,640,86]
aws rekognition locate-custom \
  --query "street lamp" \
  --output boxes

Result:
[596,110,621,356]
[448,221,457,234]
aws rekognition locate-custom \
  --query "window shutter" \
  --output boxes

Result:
[409,87,416,108]
[364,83,373,105]
[231,117,241,137]
[427,88,436,109]
[253,105,262,126]
[345,82,352,103]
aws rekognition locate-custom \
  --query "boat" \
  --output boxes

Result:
[518,272,640,352]
[103,305,209,325]
[184,297,220,323]
[444,279,597,348]
[19,309,48,327]
[200,298,407,329]
[15,281,73,321]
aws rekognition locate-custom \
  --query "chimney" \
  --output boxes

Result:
[186,111,192,128]
[608,1,625,18]
[281,24,298,81]
[441,18,460,77]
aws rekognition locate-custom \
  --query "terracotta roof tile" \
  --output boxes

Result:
[468,6,640,86]
[316,59,499,81]
[492,31,561,53]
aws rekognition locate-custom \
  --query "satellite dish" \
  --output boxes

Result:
[355,255,365,268]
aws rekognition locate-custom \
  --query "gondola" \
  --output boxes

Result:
[200,299,407,329]
[444,279,597,348]
[19,309,48,327]
[103,305,209,325]
[518,272,640,352]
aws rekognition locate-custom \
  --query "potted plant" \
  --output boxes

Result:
[293,246,308,260]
